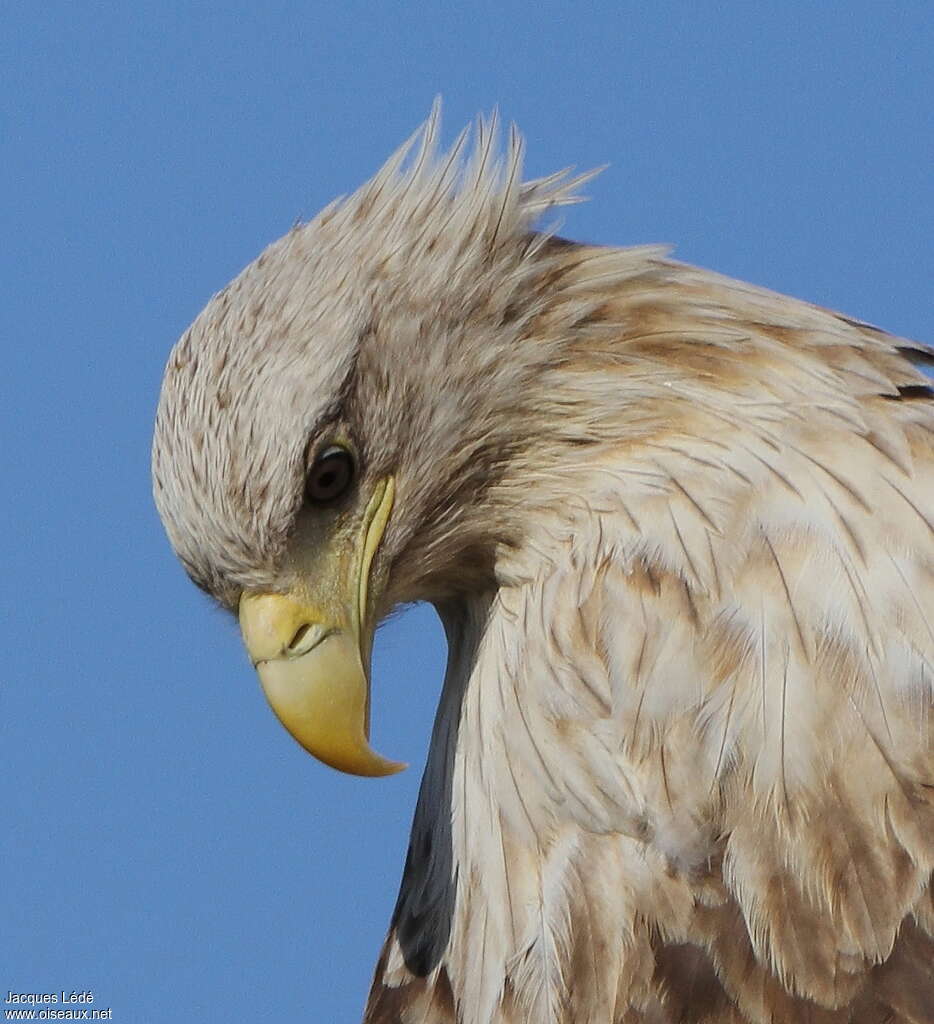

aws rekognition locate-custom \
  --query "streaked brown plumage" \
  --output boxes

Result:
[152,107,934,1023]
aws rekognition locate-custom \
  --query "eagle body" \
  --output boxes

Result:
[153,111,934,1023]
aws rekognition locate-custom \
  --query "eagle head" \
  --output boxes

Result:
[152,109,595,776]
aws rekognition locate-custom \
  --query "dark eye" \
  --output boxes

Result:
[305,445,355,504]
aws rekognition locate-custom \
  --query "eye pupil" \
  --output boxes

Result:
[305,446,354,504]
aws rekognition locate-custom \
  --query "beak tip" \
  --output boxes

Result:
[323,750,408,779]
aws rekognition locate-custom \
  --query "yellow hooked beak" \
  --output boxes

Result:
[238,477,405,777]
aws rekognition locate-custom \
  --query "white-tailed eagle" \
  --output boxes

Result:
[152,109,934,1023]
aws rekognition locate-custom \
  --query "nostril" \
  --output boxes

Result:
[287,623,312,652]
[282,621,332,658]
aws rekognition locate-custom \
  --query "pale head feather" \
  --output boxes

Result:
[151,104,605,605]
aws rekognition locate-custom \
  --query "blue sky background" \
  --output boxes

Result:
[3,3,931,1021]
